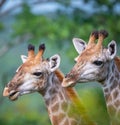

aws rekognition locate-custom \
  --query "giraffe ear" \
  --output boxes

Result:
[107,40,117,60]
[21,55,28,63]
[49,54,60,72]
[72,38,86,54]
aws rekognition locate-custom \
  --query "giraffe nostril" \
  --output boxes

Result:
[9,90,17,97]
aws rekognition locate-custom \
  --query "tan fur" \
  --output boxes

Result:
[114,56,120,72]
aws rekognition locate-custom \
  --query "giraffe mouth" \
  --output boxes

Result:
[9,91,20,101]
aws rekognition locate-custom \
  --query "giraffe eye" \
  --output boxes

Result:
[93,60,103,66]
[33,72,42,76]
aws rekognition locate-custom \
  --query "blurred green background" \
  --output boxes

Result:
[0,0,120,125]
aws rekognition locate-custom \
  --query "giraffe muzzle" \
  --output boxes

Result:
[3,87,9,97]
[9,90,20,101]
[3,87,20,101]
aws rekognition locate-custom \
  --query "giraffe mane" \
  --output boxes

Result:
[55,69,64,83]
[114,56,120,72]
[54,69,86,111]
[54,69,79,99]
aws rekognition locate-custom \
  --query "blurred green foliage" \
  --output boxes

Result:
[0,0,120,125]
[0,23,4,31]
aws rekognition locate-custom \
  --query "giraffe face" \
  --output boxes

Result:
[10,60,50,100]
[3,44,60,101]
[62,36,117,87]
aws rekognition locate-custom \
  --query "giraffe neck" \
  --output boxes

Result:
[39,72,81,125]
[102,60,120,122]
[54,70,95,125]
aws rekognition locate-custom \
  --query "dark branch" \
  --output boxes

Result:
[0,33,33,57]
[0,0,6,8]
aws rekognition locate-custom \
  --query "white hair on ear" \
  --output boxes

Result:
[72,38,86,54]
[21,55,28,63]
[49,54,61,72]
[107,40,117,60]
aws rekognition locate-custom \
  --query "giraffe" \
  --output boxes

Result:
[3,44,95,125]
[62,30,120,125]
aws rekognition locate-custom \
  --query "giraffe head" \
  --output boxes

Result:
[62,30,117,87]
[3,44,60,101]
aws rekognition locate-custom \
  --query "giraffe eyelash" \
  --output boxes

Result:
[33,72,43,76]
[93,60,103,66]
